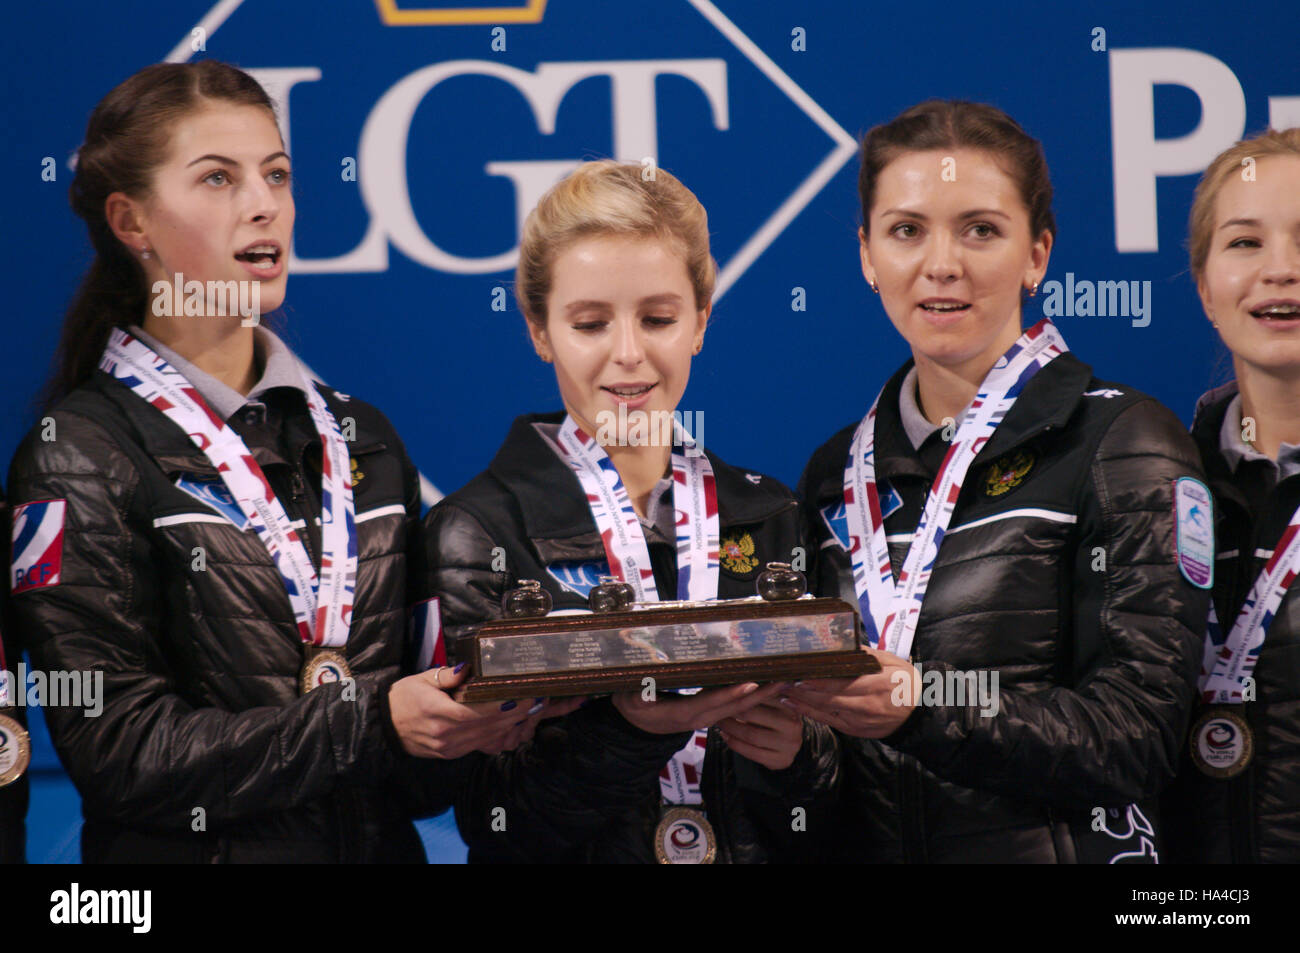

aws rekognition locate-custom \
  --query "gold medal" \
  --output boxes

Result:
[654,807,716,864]
[0,711,31,787]
[300,647,353,695]
[1190,707,1253,779]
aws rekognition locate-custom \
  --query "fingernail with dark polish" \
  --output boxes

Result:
[500,700,517,711]
[514,718,527,727]
[453,662,467,674]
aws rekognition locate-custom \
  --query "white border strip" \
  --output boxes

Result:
[948,508,1078,536]
[166,0,246,63]
[356,503,408,523]
[153,513,232,528]
[689,0,857,300]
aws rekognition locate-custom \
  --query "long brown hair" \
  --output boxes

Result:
[47,61,277,407]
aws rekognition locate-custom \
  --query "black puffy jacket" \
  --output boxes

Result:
[424,411,839,863]
[7,370,464,863]
[1163,384,1300,863]
[801,353,1210,863]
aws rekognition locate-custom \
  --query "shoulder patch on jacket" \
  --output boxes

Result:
[1173,477,1214,589]
[12,499,67,594]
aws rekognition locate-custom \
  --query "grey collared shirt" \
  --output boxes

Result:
[532,421,677,543]
[1218,393,1300,483]
[898,366,944,451]
[127,325,311,425]
[641,475,677,545]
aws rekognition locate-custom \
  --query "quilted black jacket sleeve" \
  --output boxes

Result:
[883,401,1208,808]
[7,409,405,833]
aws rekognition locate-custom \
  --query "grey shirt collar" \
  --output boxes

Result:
[898,366,943,451]
[1218,392,1300,483]
[127,325,310,422]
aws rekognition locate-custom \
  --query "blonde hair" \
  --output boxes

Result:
[1189,127,1300,280]
[515,160,716,324]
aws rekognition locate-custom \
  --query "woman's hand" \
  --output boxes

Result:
[611,681,787,735]
[388,665,583,758]
[779,649,920,739]
[718,702,805,770]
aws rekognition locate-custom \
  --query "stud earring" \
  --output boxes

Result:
[1028,281,1039,298]
[140,247,152,260]
[869,280,879,294]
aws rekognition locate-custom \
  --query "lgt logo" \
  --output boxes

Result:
[174,0,855,300]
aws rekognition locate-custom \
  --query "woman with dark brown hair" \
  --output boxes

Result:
[789,100,1212,862]
[7,60,544,863]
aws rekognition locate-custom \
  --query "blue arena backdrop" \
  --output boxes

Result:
[4,0,1296,861]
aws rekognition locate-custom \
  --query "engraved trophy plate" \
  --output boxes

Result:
[452,567,879,702]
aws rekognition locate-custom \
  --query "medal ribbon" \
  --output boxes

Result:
[1200,513,1300,702]
[844,318,1068,659]
[0,626,11,707]
[543,415,719,805]
[99,329,356,648]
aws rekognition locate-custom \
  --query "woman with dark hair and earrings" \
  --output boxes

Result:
[790,100,1212,863]
[8,60,540,863]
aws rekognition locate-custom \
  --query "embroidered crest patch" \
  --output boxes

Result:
[720,532,758,574]
[983,449,1036,498]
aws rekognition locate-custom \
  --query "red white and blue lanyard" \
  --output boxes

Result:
[1200,507,1300,703]
[544,415,718,805]
[99,329,357,649]
[843,319,1068,659]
